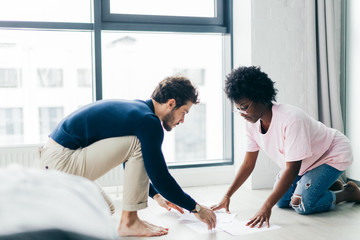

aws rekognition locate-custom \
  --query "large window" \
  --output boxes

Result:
[0,0,232,167]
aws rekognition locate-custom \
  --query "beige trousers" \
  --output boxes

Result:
[39,136,149,212]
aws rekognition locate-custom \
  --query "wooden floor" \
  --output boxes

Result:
[108,184,360,240]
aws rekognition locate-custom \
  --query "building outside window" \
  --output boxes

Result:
[175,104,206,161]
[0,68,21,88]
[0,108,23,144]
[39,107,64,142]
[77,68,92,88]
[37,69,64,88]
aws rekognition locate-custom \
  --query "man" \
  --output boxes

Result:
[39,76,216,237]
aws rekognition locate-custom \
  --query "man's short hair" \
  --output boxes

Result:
[224,66,277,105]
[151,76,199,108]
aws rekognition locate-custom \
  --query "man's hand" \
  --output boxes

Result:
[210,195,231,213]
[153,194,184,214]
[246,203,272,228]
[193,205,217,230]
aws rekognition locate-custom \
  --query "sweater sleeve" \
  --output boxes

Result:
[135,115,196,212]
[149,183,158,198]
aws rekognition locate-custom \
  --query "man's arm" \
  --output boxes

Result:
[135,115,197,211]
[148,183,158,198]
[137,115,216,229]
[150,184,184,214]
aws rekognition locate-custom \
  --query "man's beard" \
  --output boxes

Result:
[162,110,175,131]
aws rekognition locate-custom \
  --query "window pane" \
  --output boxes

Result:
[0,68,21,88]
[110,0,215,18]
[175,104,206,161]
[0,30,93,145]
[0,0,91,23]
[38,68,63,88]
[39,107,64,142]
[0,108,23,144]
[102,32,225,163]
[77,68,92,87]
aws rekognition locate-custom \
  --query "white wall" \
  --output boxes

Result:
[233,0,325,189]
[346,0,360,181]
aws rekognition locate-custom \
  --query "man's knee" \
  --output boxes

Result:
[129,136,142,158]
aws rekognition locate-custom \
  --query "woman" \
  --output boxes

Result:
[212,66,360,228]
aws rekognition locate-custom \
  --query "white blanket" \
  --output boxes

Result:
[0,165,118,239]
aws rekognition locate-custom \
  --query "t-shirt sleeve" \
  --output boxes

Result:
[284,120,313,161]
[135,115,196,212]
[245,122,260,152]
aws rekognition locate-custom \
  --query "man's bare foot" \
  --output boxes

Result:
[329,180,344,191]
[344,181,360,203]
[143,220,169,232]
[118,211,168,237]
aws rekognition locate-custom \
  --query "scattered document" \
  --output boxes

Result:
[185,222,222,234]
[217,220,281,236]
[179,211,237,223]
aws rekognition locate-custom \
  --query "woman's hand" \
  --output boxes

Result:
[153,194,184,214]
[246,203,272,228]
[210,195,231,213]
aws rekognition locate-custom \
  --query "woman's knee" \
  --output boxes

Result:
[290,194,315,215]
[276,200,291,209]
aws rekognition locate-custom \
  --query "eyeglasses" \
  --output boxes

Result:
[233,101,253,115]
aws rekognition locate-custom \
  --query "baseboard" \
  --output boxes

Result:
[169,165,235,187]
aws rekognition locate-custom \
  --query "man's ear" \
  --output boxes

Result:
[167,99,176,109]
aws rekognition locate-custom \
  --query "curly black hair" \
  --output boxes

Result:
[151,76,199,108]
[224,66,277,106]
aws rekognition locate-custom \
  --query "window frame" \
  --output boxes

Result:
[101,0,228,32]
[0,0,234,169]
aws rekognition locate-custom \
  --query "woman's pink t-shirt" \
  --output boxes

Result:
[246,104,352,175]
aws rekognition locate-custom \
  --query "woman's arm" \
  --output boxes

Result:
[211,151,259,212]
[247,160,301,228]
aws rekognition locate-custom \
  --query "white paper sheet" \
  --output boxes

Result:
[184,222,222,234]
[179,211,237,223]
[217,220,281,235]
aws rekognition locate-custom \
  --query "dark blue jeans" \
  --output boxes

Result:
[275,164,343,215]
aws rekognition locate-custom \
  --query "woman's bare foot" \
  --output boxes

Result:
[118,211,168,237]
[329,180,344,191]
[344,181,360,203]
